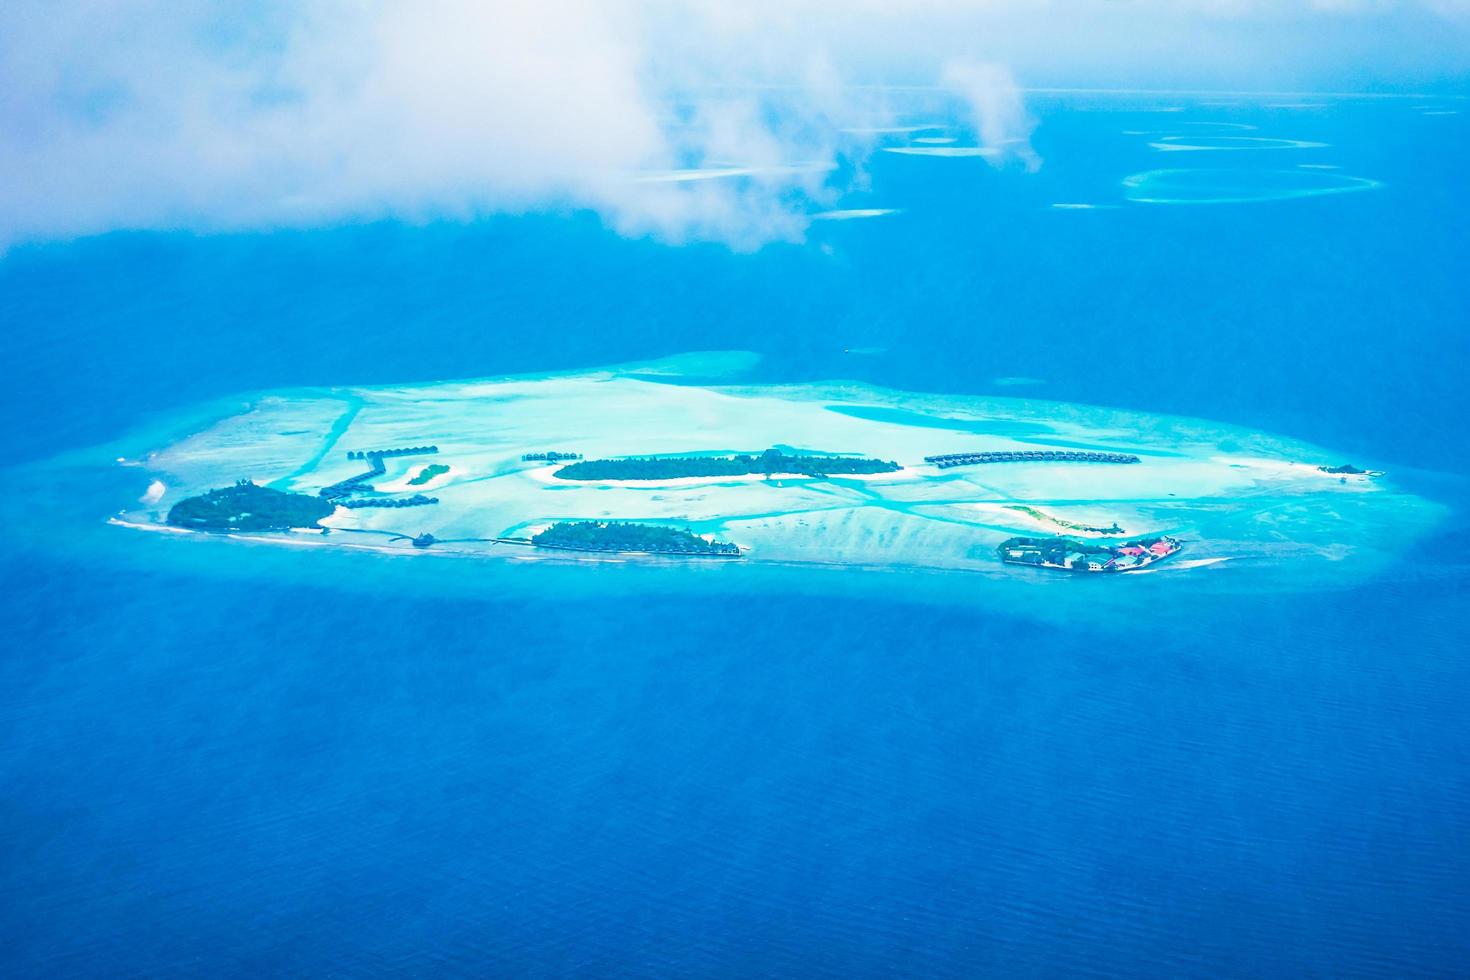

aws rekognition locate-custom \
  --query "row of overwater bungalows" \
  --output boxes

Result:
[339,494,440,509]
[925,450,1140,469]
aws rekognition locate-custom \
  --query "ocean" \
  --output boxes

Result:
[1,94,1467,976]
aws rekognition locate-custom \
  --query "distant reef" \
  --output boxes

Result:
[531,521,740,557]
[167,481,334,532]
[553,447,899,481]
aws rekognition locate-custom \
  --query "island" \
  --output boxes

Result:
[553,447,900,481]
[407,463,450,486]
[531,521,741,557]
[166,480,334,532]
[104,352,1440,579]
[999,535,1181,572]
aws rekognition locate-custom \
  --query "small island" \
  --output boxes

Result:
[407,463,450,486]
[531,521,741,557]
[1319,463,1379,476]
[166,480,335,532]
[553,447,900,481]
[999,535,1181,573]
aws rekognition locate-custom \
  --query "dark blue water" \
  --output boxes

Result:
[2,96,1467,976]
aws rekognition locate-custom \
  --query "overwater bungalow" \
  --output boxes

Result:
[924,450,1140,468]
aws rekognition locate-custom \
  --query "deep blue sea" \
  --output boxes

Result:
[2,95,1468,977]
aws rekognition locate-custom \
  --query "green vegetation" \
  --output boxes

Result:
[166,480,334,532]
[1319,463,1366,475]
[554,447,900,481]
[531,521,741,556]
[1003,505,1124,535]
[407,463,450,485]
[998,534,1180,572]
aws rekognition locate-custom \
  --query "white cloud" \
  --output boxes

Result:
[941,62,1040,170]
[1,0,892,250]
[0,0,1466,251]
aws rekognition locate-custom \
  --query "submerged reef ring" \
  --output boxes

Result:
[838,124,944,135]
[882,147,1000,158]
[1123,168,1381,205]
[1123,122,1257,136]
[1149,136,1328,152]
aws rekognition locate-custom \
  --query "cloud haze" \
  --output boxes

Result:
[1,0,1466,250]
[942,62,1039,170]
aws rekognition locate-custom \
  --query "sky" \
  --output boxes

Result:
[1,0,1467,250]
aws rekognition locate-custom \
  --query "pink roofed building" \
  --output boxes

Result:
[1148,541,1175,556]
[1118,545,1147,557]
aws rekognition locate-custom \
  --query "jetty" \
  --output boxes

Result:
[925,450,1139,469]
[321,445,439,500]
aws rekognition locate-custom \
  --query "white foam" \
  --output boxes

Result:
[912,137,957,144]
[839,125,943,135]
[634,162,836,183]
[1129,557,1232,574]
[1050,203,1119,211]
[811,208,901,221]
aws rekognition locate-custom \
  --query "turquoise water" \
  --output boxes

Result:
[1,95,1468,976]
[824,404,1058,435]
[266,395,364,490]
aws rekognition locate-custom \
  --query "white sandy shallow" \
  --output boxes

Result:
[117,354,1442,577]
[883,146,999,158]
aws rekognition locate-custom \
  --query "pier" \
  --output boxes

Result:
[924,450,1139,469]
[322,445,440,499]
